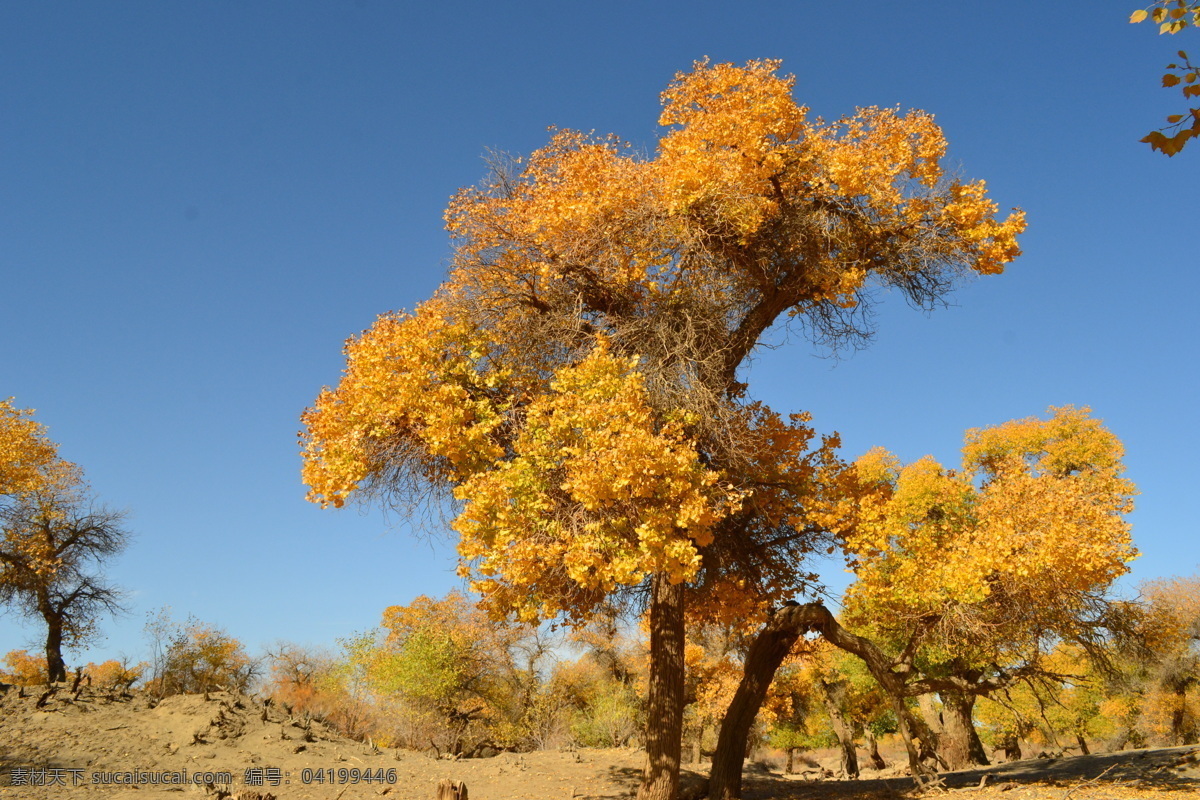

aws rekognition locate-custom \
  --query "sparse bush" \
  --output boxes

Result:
[144,608,257,697]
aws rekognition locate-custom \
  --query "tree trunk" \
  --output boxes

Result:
[1167,677,1197,745]
[818,679,859,778]
[892,696,925,775]
[785,747,796,774]
[939,691,988,770]
[1074,732,1089,756]
[435,779,468,800]
[692,725,703,765]
[42,600,67,683]
[638,574,686,800]
[998,732,1021,761]
[709,602,947,795]
[918,694,943,737]
[864,728,886,770]
[709,608,808,799]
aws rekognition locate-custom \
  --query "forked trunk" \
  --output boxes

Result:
[638,574,686,800]
[939,691,988,770]
[710,602,945,796]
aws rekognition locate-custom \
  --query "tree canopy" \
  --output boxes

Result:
[1,463,129,682]
[0,399,62,503]
[1,400,129,683]
[843,405,1137,667]
[301,58,1024,624]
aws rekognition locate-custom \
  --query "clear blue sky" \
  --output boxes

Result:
[2,1,1195,666]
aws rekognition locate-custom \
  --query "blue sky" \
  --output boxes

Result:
[1,1,1195,666]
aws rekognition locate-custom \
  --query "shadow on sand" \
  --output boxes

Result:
[731,745,1200,799]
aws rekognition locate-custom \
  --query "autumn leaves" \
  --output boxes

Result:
[300,59,1030,628]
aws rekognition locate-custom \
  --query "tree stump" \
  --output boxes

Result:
[435,779,468,800]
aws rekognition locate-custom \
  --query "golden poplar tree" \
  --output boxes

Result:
[301,59,1023,800]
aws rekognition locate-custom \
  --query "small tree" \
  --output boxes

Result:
[266,641,339,711]
[372,591,543,754]
[85,658,145,694]
[1,467,129,683]
[145,610,256,697]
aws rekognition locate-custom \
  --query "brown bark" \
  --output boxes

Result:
[710,602,946,794]
[1167,677,1198,745]
[41,594,67,683]
[818,679,859,778]
[435,779,468,800]
[638,575,686,800]
[918,693,943,737]
[939,691,988,770]
[998,732,1021,761]
[708,606,810,799]
[1075,733,1090,756]
[864,728,886,770]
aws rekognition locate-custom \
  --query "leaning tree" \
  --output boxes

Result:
[301,59,1023,800]
[706,406,1138,796]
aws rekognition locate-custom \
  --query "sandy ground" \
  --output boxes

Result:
[1,684,1197,800]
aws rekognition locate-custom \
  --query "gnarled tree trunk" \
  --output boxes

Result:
[40,592,67,683]
[709,603,942,798]
[638,574,686,800]
[708,605,816,799]
[939,691,988,770]
[918,694,943,738]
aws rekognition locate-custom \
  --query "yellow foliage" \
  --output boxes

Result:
[1,401,91,583]
[85,659,145,690]
[843,406,1137,660]
[0,399,61,498]
[454,344,744,621]
[0,649,49,686]
[301,58,1025,628]
[150,619,255,696]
